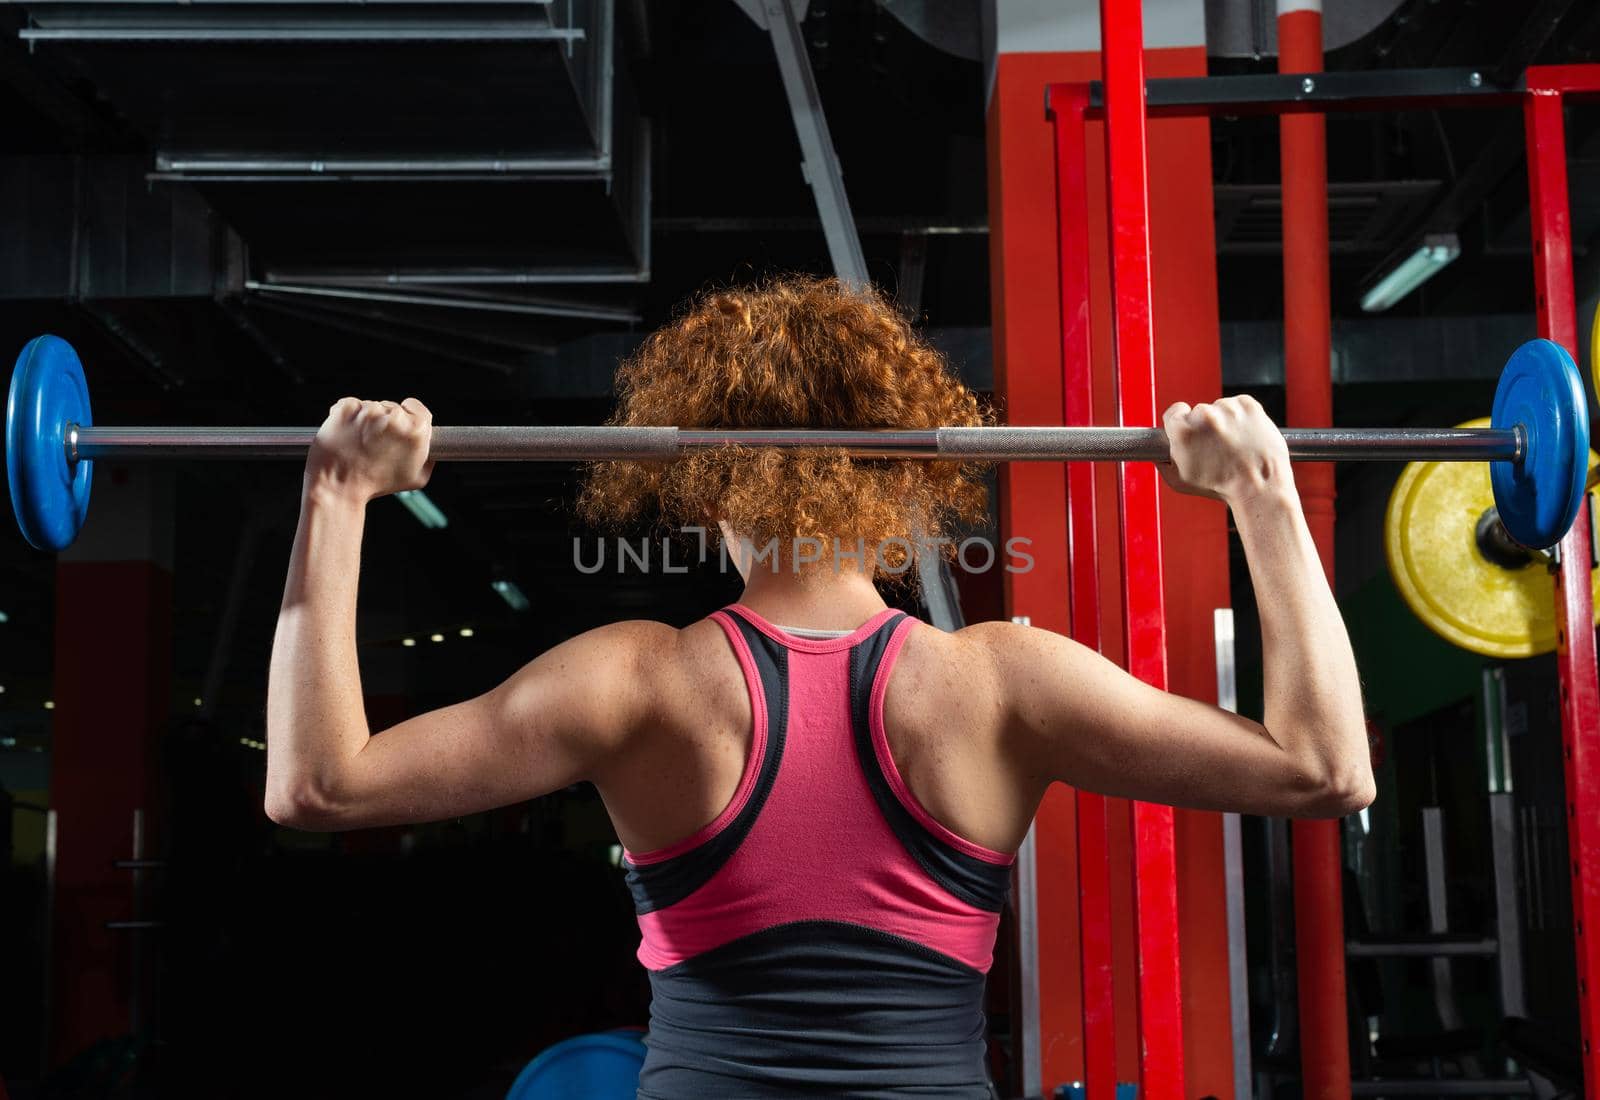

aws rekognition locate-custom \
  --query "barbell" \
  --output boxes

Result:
[6,333,1592,555]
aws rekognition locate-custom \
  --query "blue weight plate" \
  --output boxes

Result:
[1491,339,1590,549]
[504,1032,645,1100]
[6,335,93,551]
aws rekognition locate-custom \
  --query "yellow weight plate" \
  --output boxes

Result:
[1385,417,1600,659]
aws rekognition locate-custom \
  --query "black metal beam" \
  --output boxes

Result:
[1070,67,1525,118]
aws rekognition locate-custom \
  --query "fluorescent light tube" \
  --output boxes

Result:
[491,579,530,612]
[1361,234,1460,313]
[395,489,448,529]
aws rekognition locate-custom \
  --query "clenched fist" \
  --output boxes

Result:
[305,397,435,503]
[1159,395,1292,505]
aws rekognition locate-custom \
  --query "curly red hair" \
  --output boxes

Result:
[577,276,990,572]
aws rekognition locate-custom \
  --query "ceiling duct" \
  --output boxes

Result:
[0,156,233,300]
[11,0,648,284]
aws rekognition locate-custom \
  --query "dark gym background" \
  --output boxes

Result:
[1,1,1599,1097]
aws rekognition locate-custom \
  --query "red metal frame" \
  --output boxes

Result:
[1276,12,1352,1100]
[1525,66,1600,1099]
[1043,41,1600,1100]
[1097,1,1185,1097]
[1050,81,1117,1100]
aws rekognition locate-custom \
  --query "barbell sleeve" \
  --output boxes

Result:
[66,423,1525,465]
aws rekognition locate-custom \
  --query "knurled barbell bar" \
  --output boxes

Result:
[6,333,1591,554]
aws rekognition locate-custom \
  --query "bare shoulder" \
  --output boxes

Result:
[953,619,1096,676]
[940,619,1170,745]
[664,616,749,694]
[504,616,746,762]
[569,616,746,722]
[945,619,1050,681]
[531,618,678,678]
[926,620,1107,726]
[543,617,733,687]
[892,618,1068,689]
[885,620,1010,731]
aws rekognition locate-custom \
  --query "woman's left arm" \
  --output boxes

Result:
[264,396,663,831]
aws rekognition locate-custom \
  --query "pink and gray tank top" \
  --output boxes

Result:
[623,604,1015,1097]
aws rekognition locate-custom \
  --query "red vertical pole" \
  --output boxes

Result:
[1097,0,1185,1095]
[1524,77,1600,1100]
[1051,83,1118,1100]
[1277,6,1351,1098]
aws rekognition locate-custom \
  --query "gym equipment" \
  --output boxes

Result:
[1490,340,1591,558]
[7,333,1591,552]
[504,1031,645,1100]
[1386,417,1600,658]
[1591,294,1600,398]
[7,335,92,553]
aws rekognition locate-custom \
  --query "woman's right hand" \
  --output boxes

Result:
[1159,395,1294,506]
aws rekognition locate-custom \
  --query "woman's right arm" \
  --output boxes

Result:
[977,395,1373,818]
